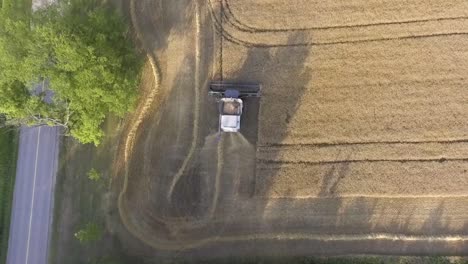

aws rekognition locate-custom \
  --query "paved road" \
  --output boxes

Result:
[6,126,60,264]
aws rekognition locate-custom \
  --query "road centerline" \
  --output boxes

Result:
[25,127,42,264]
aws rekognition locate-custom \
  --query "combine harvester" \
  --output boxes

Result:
[209,82,261,132]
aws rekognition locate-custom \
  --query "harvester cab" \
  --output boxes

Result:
[209,82,261,133]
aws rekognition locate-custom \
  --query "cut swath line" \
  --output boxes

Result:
[258,138,468,148]
[258,194,468,199]
[257,157,468,165]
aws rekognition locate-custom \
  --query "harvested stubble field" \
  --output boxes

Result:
[114,0,468,258]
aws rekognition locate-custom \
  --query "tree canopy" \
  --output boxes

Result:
[0,0,142,145]
[74,222,103,243]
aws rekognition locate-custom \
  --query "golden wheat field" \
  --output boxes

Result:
[216,0,468,198]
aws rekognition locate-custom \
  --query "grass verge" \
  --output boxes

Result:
[48,116,143,264]
[0,128,19,264]
[1,0,32,15]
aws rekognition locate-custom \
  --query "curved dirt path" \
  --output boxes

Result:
[117,0,227,248]
[166,3,203,201]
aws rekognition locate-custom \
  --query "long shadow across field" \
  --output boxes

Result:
[200,14,468,255]
[224,32,312,196]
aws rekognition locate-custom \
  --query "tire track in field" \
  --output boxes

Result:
[258,158,468,165]
[162,0,225,225]
[259,138,468,148]
[118,0,198,240]
[119,0,227,246]
[209,134,225,217]
[118,224,468,251]
[206,0,468,47]
[122,188,468,251]
[123,0,162,165]
[118,0,165,230]
[166,0,202,201]
[263,194,468,199]
[223,0,468,32]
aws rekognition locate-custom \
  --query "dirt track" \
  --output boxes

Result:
[113,0,468,257]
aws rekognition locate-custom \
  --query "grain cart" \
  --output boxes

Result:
[209,82,261,132]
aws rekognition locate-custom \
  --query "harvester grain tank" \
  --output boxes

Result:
[209,82,261,132]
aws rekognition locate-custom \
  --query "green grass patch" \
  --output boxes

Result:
[49,116,143,264]
[1,0,32,16]
[0,128,19,264]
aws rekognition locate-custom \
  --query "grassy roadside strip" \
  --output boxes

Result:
[48,135,66,264]
[0,128,19,264]
[48,116,143,264]
[1,0,32,14]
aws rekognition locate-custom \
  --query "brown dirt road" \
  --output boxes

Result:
[113,0,468,258]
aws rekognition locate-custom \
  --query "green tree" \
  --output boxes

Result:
[87,168,101,181]
[0,0,142,145]
[74,222,103,243]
